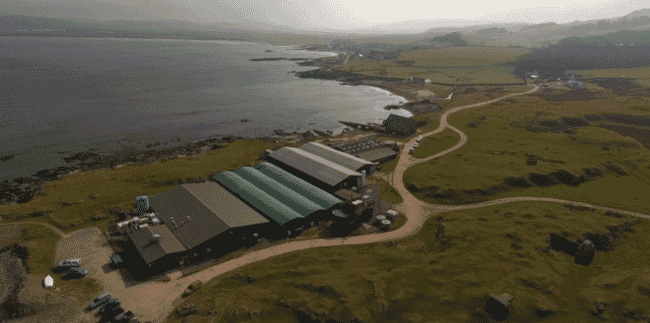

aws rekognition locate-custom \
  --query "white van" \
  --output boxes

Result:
[57,258,81,268]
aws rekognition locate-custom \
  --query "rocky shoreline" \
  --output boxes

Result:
[0,127,352,206]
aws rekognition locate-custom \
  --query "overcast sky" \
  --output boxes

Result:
[1,0,647,33]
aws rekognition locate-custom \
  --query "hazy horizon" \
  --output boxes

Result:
[1,0,648,34]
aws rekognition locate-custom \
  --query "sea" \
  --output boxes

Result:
[0,37,412,183]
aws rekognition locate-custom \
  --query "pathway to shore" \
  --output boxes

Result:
[51,84,650,322]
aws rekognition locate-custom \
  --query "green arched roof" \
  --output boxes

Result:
[234,167,324,218]
[212,171,305,226]
[254,162,342,210]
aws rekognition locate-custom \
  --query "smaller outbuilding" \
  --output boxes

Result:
[383,114,417,137]
[410,77,431,85]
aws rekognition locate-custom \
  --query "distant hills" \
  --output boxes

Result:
[1,8,650,47]
[0,14,256,41]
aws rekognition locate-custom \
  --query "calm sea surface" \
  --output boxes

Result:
[0,37,412,182]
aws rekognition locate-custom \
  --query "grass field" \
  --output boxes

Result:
[412,128,460,158]
[403,92,650,213]
[165,202,649,323]
[369,177,403,205]
[340,47,527,84]
[0,139,275,233]
[399,47,530,65]
[569,66,650,79]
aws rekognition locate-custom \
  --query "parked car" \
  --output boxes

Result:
[110,254,124,268]
[182,280,204,297]
[57,259,81,268]
[101,306,124,319]
[102,307,124,322]
[98,299,121,315]
[417,135,422,140]
[66,267,88,278]
[113,310,133,322]
[89,292,111,309]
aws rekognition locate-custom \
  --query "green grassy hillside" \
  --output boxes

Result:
[165,202,649,323]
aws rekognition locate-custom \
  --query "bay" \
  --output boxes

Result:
[0,37,412,182]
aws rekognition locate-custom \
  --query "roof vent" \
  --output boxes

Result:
[187,216,190,221]
[151,233,161,241]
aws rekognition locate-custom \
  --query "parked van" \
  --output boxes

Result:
[57,259,81,268]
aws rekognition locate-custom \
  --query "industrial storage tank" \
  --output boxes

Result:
[135,195,150,216]
[379,219,392,231]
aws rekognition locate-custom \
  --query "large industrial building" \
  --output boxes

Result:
[126,182,271,268]
[124,139,387,269]
[266,147,364,192]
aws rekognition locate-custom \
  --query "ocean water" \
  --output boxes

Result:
[0,37,412,182]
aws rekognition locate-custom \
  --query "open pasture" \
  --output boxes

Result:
[166,202,650,323]
[403,93,650,212]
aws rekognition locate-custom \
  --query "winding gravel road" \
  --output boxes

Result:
[7,84,650,323]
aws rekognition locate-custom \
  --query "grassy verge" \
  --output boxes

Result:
[6,224,101,306]
[412,128,460,158]
[369,177,403,205]
[165,202,649,323]
[0,139,276,233]
[379,159,399,174]
[403,92,650,212]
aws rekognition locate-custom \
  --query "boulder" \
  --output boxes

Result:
[526,155,538,165]
[575,239,596,265]
[486,293,513,321]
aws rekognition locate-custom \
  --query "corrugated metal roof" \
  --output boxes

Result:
[356,147,398,163]
[299,142,374,171]
[254,162,342,210]
[268,147,361,187]
[234,167,324,218]
[150,183,268,250]
[128,225,186,265]
[213,171,305,226]
[183,182,269,228]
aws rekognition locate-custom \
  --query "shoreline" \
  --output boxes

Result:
[0,42,413,203]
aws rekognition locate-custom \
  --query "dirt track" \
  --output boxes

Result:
[7,84,650,323]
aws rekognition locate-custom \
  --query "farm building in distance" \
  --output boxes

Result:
[410,77,431,85]
[266,147,363,192]
[383,114,417,137]
[127,182,271,268]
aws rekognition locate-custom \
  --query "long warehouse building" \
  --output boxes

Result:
[299,141,377,175]
[213,171,308,235]
[266,147,362,192]
[234,167,328,222]
[254,162,342,210]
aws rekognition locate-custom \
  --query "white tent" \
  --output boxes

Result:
[43,275,53,289]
